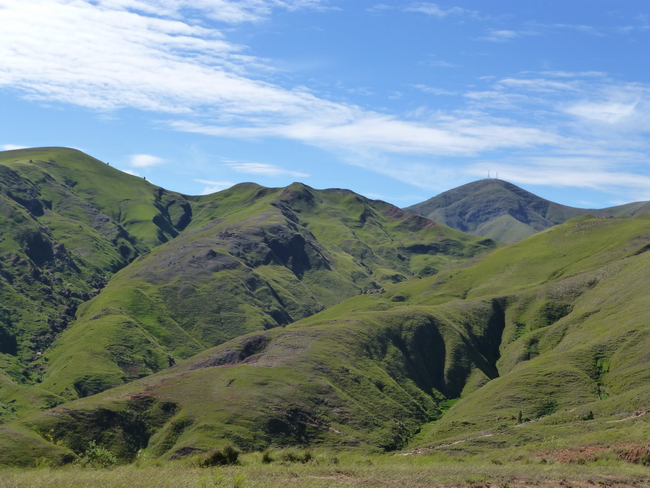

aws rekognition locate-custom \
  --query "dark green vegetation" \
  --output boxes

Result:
[406,178,650,243]
[2,147,650,475]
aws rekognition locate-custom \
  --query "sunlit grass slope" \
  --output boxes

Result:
[1,146,494,414]
[4,296,507,464]
[403,214,650,451]
[39,181,494,399]
[0,147,199,417]
[6,214,650,466]
[0,147,191,417]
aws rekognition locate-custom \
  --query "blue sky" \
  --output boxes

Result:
[1,1,649,208]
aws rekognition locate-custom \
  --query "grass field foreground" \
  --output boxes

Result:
[1,450,650,488]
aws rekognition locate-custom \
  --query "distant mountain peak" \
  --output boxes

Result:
[405,179,650,243]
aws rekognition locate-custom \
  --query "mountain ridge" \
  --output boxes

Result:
[0,147,493,412]
[4,147,650,467]
[405,178,650,243]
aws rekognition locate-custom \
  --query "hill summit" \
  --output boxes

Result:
[405,179,650,243]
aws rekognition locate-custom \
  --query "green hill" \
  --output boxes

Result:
[4,212,650,465]
[37,181,494,401]
[405,179,650,243]
[0,147,493,420]
[0,147,193,420]
[4,147,650,468]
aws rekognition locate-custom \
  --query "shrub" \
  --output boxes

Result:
[581,410,595,421]
[278,448,313,464]
[535,399,558,418]
[261,449,275,464]
[78,440,118,468]
[199,445,239,467]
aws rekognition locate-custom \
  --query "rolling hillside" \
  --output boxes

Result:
[3,147,650,467]
[0,147,493,419]
[4,213,650,465]
[0,147,191,420]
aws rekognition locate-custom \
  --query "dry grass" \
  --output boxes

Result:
[2,453,649,488]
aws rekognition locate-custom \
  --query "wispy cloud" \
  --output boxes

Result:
[497,78,579,92]
[551,23,602,35]
[403,2,477,18]
[173,116,561,157]
[412,85,457,96]
[1,144,29,151]
[121,169,141,176]
[130,154,164,167]
[366,4,393,14]
[195,179,234,194]
[0,0,333,114]
[426,60,457,68]
[226,161,309,178]
[478,29,538,42]
[538,71,607,79]
[369,2,479,19]
[565,101,638,124]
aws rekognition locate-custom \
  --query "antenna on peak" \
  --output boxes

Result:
[488,170,490,179]
[496,172,498,180]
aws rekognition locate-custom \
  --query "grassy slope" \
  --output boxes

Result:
[0,147,191,415]
[4,148,650,466]
[404,214,650,452]
[6,215,650,466]
[38,181,495,400]
[3,296,505,464]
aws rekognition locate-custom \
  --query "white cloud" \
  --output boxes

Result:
[195,179,234,194]
[565,101,638,124]
[173,115,562,157]
[1,144,28,150]
[560,83,650,131]
[121,168,141,176]
[367,4,393,14]
[479,29,538,42]
[498,78,579,92]
[130,154,164,167]
[0,0,335,114]
[552,23,602,36]
[538,71,607,79]
[403,2,477,18]
[413,84,457,96]
[226,161,309,177]
[429,60,457,68]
